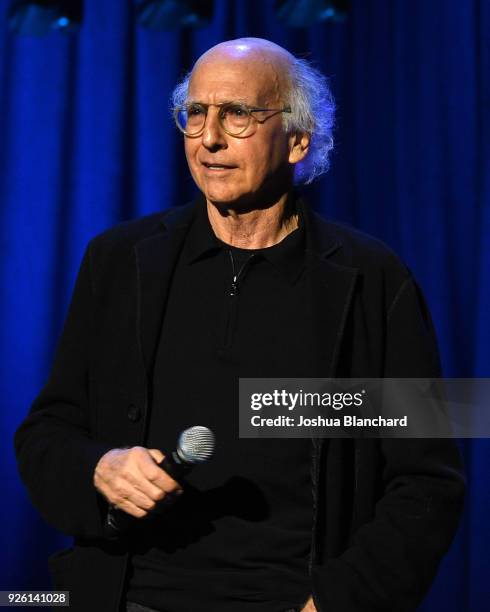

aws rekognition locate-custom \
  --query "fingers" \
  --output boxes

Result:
[145,448,184,501]
[112,497,149,519]
[300,597,317,612]
[93,446,183,518]
[140,448,182,494]
[147,448,164,464]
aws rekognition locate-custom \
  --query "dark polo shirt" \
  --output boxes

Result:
[127,200,319,611]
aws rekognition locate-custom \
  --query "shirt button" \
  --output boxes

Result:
[127,404,141,422]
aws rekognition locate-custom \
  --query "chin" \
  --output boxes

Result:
[203,185,243,207]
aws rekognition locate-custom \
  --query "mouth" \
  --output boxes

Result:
[201,161,236,171]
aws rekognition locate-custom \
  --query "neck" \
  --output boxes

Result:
[206,192,298,249]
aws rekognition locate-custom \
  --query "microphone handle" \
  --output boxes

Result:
[159,450,193,482]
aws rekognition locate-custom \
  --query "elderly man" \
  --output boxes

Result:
[15,38,464,612]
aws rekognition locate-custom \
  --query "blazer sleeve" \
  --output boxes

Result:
[14,243,114,539]
[311,277,466,612]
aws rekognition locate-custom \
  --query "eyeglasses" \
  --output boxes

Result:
[173,101,292,137]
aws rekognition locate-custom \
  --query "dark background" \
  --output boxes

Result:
[1,1,488,610]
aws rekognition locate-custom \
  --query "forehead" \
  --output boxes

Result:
[188,54,285,105]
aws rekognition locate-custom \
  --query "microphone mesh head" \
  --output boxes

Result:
[177,426,215,464]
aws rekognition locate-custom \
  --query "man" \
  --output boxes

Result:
[15,38,465,612]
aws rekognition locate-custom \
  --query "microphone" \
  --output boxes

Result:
[104,426,215,538]
[158,425,215,481]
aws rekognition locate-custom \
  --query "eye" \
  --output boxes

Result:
[224,104,248,117]
[187,104,205,116]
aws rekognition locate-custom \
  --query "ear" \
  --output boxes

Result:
[288,131,310,164]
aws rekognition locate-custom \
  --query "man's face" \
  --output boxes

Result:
[184,51,294,209]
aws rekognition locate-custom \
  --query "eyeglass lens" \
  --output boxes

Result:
[177,103,250,135]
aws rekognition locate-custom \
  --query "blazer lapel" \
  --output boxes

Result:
[303,203,359,378]
[134,202,197,375]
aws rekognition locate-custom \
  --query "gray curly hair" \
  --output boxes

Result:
[171,56,335,185]
[283,57,335,184]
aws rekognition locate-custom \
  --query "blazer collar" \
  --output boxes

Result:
[134,199,199,373]
[300,195,343,260]
[300,196,359,377]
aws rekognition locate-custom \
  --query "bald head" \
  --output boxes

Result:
[196,37,293,68]
[190,38,294,106]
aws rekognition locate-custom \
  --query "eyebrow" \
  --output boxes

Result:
[185,98,257,106]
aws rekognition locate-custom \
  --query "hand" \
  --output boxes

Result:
[93,446,182,518]
[300,596,317,612]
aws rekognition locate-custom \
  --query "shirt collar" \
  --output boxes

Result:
[185,198,222,264]
[185,193,306,285]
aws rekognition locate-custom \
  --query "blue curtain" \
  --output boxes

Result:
[1,0,488,609]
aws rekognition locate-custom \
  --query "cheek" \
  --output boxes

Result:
[184,141,201,179]
[238,141,270,172]
[244,135,289,179]
[184,140,196,166]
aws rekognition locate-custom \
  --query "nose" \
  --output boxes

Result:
[201,107,227,151]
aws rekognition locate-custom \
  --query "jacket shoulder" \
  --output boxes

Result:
[313,211,411,282]
[86,202,196,263]
[90,211,168,250]
[308,209,418,321]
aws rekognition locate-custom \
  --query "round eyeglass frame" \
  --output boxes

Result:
[173,101,292,138]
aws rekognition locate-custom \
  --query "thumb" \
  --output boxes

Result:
[148,448,165,464]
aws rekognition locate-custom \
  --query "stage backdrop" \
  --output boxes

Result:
[1,1,488,610]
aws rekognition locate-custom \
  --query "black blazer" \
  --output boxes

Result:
[15,197,465,612]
